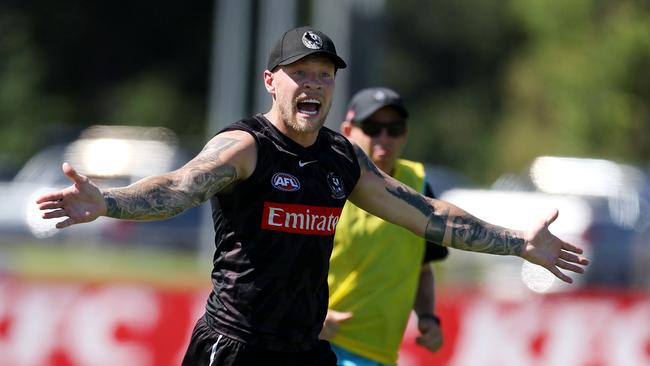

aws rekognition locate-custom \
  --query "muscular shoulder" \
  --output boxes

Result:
[200,130,257,182]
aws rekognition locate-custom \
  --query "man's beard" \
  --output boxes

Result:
[287,114,326,134]
[279,98,330,134]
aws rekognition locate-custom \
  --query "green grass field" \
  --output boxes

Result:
[2,241,210,288]
[2,240,459,289]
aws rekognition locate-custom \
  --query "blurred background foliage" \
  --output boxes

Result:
[0,1,212,178]
[380,0,650,183]
[0,0,648,184]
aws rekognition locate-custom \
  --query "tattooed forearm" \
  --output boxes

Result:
[353,144,383,178]
[103,177,187,220]
[449,215,525,255]
[103,137,239,220]
[424,209,449,245]
[382,177,450,245]
[352,142,523,254]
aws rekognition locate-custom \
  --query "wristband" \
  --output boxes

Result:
[418,313,441,326]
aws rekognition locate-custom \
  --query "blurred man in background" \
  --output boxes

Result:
[321,87,448,365]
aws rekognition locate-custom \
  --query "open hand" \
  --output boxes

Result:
[35,162,107,229]
[521,209,590,283]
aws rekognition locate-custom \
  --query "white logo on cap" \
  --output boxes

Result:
[302,31,323,50]
[373,90,387,101]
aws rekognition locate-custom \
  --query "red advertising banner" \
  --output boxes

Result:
[0,277,206,366]
[399,289,650,366]
[1,277,648,366]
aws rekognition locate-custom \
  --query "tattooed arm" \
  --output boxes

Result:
[36,130,257,227]
[347,144,589,283]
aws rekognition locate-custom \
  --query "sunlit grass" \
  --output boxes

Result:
[1,241,210,289]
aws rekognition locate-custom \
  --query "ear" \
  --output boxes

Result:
[340,120,354,137]
[263,70,275,93]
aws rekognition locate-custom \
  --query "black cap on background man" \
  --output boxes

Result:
[267,26,347,71]
[345,87,409,123]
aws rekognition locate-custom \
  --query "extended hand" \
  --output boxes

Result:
[521,209,590,283]
[319,309,353,340]
[416,316,443,352]
[36,162,107,229]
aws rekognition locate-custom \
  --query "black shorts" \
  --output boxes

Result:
[181,314,337,366]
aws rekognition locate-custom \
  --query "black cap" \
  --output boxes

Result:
[267,26,347,71]
[345,87,409,123]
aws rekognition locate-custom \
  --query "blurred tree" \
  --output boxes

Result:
[0,12,77,176]
[0,1,212,177]
[1,0,648,185]
[376,0,649,184]
[496,0,650,175]
[377,0,522,183]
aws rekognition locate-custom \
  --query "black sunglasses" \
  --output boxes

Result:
[358,120,407,137]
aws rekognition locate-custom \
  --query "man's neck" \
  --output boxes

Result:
[263,110,318,147]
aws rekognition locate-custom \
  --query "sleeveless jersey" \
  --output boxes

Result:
[205,114,361,352]
[328,159,428,364]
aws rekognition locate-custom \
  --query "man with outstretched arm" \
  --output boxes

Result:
[322,87,449,365]
[36,26,588,366]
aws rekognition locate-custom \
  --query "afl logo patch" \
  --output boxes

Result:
[302,31,323,50]
[327,172,346,199]
[272,172,301,192]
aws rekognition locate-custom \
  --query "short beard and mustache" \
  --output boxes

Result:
[278,96,331,134]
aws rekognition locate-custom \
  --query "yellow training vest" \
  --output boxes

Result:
[328,159,426,365]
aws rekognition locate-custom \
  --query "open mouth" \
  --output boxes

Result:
[297,98,321,116]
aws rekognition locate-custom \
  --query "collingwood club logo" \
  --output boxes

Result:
[302,31,323,50]
[327,172,346,199]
